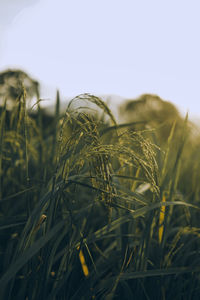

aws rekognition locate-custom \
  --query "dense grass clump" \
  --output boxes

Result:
[0,90,200,299]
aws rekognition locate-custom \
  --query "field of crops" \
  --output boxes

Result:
[0,87,200,299]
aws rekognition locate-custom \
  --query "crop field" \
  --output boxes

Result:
[0,86,200,299]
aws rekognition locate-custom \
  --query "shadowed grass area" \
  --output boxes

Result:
[0,90,200,299]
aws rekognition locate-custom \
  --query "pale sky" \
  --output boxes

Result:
[0,0,200,117]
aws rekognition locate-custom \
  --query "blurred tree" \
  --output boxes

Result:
[118,94,185,144]
[0,69,40,108]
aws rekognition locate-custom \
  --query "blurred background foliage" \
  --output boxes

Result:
[0,69,40,108]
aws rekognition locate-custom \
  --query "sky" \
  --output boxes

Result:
[0,0,200,118]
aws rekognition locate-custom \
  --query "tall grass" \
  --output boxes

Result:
[0,91,200,299]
